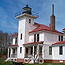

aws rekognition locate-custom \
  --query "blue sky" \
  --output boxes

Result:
[0,0,65,33]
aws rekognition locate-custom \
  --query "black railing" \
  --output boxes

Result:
[15,10,39,17]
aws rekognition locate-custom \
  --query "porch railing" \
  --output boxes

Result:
[11,54,17,58]
[25,54,42,58]
[39,54,42,58]
[25,54,33,58]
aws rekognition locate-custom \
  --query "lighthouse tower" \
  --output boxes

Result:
[15,5,38,62]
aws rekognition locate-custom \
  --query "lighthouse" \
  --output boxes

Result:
[15,5,38,61]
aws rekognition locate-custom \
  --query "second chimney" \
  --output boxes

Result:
[50,4,55,30]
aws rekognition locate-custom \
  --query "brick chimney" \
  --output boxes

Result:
[50,4,55,30]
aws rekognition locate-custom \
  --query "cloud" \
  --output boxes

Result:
[11,22,17,29]
[0,7,7,26]
[0,24,17,29]
[0,7,17,30]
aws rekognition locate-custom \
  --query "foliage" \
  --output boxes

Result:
[0,30,17,55]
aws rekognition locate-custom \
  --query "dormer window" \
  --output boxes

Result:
[29,19,31,23]
[58,35,63,41]
[61,36,63,41]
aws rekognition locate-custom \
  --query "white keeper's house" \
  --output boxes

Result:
[7,4,65,63]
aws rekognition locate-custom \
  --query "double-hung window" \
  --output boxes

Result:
[59,46,63,55]
[20,47,22,53]
[37,34,39,42]
[34,34,39,42]
[34,34,36,42]
[49,46,52,55]
[21,34,22,40]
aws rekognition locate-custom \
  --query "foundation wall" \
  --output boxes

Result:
[44,60,65,63]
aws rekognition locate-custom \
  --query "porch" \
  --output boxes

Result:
[25,46,42,58]
[7,44,18,61]
[23,41,44,63]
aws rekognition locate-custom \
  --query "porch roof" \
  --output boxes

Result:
[52,41,65,45]
[23,41,43,45]
[7,44,18,47]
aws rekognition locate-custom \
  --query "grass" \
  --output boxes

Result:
[0,60,65,65]
[0,60,13,65]
[24,63,65,65]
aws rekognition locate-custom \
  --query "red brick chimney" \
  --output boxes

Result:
[50,4,55,30]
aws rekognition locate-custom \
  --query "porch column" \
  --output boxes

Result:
[11,48,13,54]
[33,46,34,58]
[10,48,13,59]
[8,48,9,57]
[37,45,39,58]
[42,46,44,63]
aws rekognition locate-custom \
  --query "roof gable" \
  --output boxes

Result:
[29,23,63,34]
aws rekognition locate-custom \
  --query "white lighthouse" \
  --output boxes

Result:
[15,5,38,62]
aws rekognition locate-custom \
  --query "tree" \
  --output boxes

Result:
[0,30,12,55]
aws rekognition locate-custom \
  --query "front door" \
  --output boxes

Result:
[26,48,28,57]
[26,48,28,54]
[13,48,15,54]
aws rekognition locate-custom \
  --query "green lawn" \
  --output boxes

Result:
[0,60,65,65]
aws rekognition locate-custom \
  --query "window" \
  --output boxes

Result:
[59,35,63,41]
[39,60,42,63]
[25,59,28,62]
[59,35,60,41]
[11,59,13,61]
[34,34,39,42]
[39,59,43,63]
[60,60,63,62]
[61,36,63,41]
[34,34,36,42]
[37,34,39,41]
[20,47,22,53]
[49,46,52,55]
[29,19,31,23]
[15,38,17,44]
[21,34,22,40]
[15,59,17,61]
[59,46,63,55]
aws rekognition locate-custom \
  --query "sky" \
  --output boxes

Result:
[0,0,65,33]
